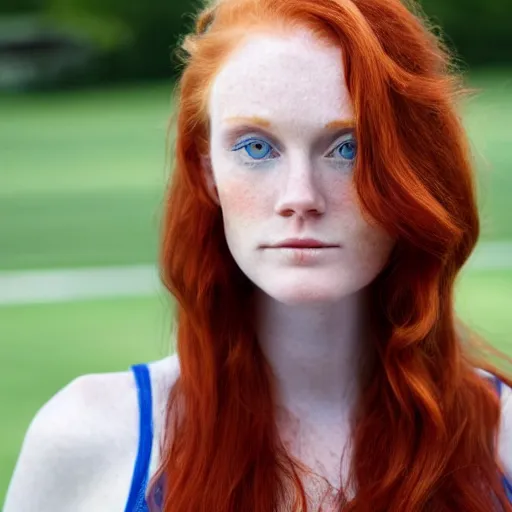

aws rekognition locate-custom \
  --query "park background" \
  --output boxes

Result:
[1,0,511,503]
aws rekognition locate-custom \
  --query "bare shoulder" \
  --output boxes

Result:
[145,354,181,462]
[147,353,181,412]
[3,365,143,512]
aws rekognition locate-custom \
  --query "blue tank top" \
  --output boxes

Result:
[124,364,512,511]
[124,364,162,512]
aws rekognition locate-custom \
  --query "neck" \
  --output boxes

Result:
[256,288,372,421]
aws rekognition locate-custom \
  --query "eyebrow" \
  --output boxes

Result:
[224,116,355,130]
[324,119,355,130]
[224,116,272,128]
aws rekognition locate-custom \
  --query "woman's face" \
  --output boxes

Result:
[207,29,395,305]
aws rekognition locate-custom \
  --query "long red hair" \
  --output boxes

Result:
[155,0,512,509]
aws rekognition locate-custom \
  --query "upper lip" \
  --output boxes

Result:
[265,238,339,249]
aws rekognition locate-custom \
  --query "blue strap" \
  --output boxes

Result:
[495,376,503,398]
[125,364,154,512]
[493,375,512,504]
[503,474,512,504]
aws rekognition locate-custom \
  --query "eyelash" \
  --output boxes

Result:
[230,135,357,166]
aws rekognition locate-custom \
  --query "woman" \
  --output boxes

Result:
[4,0,512,510]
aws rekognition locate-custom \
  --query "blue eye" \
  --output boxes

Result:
[328,139,357,162]
[245,140,272,159]
[327,138,357,163]
[339,141,356,160]
[232,138,277,162]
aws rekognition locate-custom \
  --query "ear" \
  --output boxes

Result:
[201,154,220,205]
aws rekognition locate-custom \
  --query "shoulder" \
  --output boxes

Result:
[3,364,147,511]
[145,354,181,471]
[475,368,512,478]
[146,353,181,399]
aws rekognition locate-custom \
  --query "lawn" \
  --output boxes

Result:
[1,70,511,502]
[1,82,174,270]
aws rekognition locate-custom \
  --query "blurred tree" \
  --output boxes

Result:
[420,0,512,66]
[43,0,195,81]
[0,0,45,14]
[1,0,510,85]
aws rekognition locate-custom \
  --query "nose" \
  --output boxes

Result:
[274,159,326,218]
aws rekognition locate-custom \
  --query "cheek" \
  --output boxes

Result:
[330,178,395,259]
[350,204,396,269]
[328,176,366,229]
[216,176,266,233]
[328,176,356,209]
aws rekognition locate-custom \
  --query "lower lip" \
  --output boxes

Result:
[264,247,339,265]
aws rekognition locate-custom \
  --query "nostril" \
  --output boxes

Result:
[280,208,295,218]
[277,206,323,219]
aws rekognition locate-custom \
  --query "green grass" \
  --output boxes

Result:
[1,82,174,270]
[0,190,163,269]
[463,70,512,241]
[456,269,512,352]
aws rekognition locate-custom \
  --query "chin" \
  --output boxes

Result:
[258,279,358,306]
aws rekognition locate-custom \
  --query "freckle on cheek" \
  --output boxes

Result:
[329,180,355,209]
[220,182,258,216]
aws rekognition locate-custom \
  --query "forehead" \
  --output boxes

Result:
[208,29,353,128]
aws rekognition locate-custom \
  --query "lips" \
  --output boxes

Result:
[266,238,339,249]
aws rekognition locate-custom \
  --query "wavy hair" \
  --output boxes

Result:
[154,0,512,509]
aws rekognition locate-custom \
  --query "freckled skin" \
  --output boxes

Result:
[208,29,395,306]
[276,405,354,506]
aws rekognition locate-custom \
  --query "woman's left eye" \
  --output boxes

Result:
[327,139,357,162]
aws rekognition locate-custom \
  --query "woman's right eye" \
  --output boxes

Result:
[231,138,279,162]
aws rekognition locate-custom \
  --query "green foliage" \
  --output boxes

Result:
[419,0,512,65]
[41,0,201,81]
[0,0,510,98]
[57,0,512,80]
[0,0,45,14]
